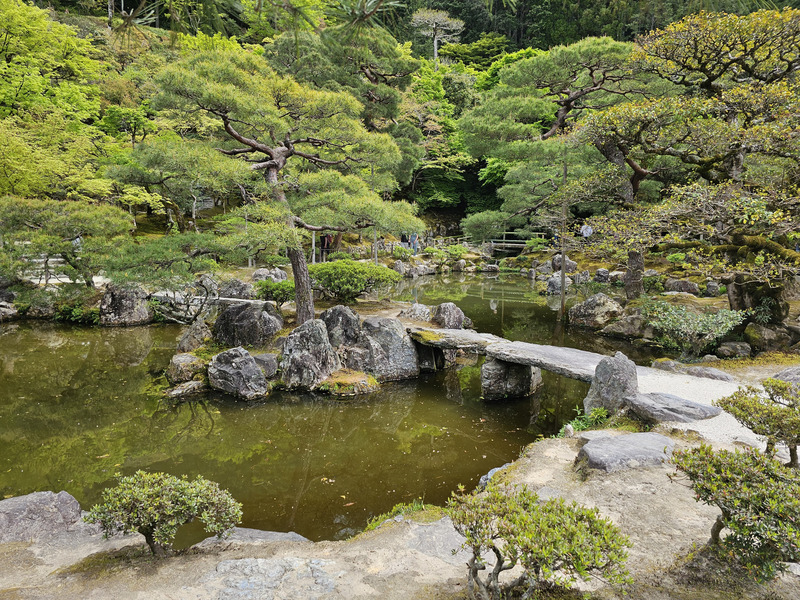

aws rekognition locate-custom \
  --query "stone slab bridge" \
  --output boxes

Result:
[406,326,738,405]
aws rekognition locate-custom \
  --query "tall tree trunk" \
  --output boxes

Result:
[108,0,114,28]
[266,165,314,324]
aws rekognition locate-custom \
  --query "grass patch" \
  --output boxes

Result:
[363,499,446,532]
[713,352,800,372]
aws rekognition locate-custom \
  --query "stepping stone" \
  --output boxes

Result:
[624,392,722,424]
[577,432,674,472]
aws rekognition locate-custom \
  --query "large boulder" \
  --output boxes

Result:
[568,293,623,329]
[398,303,433,322]
[727,275,789,323]
[177,319,212,353]
[166,353,207,385]
[551,254,577,273]
[431,302,468,329]
[252,267,287,283]
[0,301,18,322]
[208,347,268,400]
[545,275,573,295]
[584,351,639,413]
[213,302,283,348]
[577,432,674,472]
[280,320,341,389]
[623,393,722,423]
[594,268,610,283]
[252,353,279,378]
[453,259,467,272]
[481,357,542,401]
[600,311,655,340]
[392,260,406,276]
[664,278,700,295]
[321,305,362,348]
[649,358,734,382]
[360,317,420,381]
[0,491,92,542]
[743,322,792,352]
[715,341,751,359]
[219,278,254,299]
[773,366,800,386]
[99,284,153,326]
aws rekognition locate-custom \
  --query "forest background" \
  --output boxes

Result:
[1,0,800,324]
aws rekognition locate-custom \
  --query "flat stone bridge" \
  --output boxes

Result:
[408,326,614,382]
[406,326,739,396]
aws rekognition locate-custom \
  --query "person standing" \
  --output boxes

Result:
[400,232,409,249]
[410,232,419,255]
[320,232,329,261]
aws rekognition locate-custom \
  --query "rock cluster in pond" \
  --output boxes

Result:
[208,347,269,400]
[213,302,283,348]
[166,353,207,385]
[99,284,153,326]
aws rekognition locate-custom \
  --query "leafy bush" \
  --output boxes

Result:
[392,245,413,260]
[750,297,777,325]
[423,246,448,265]
[641,300,746,357]
[448,484,631,599]
[672,445,800,580]
[85,471,242,556]
[364,498,443,532]
[556,407,609,438]
[445,244,468,260]
[666,252,686,263]
[326,251,352,262]
[642,274,664,293]
[254,279,295,313]
[525,237,548,252]
[308,260,401,302]
[715,378,800,467]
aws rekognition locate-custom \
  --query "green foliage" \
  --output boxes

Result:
[392,245,413,260]
[0,196,134,286]
[715,378,800,467]
[85,471,242,556]
[254,279,295,312]
[364,498,443,532]
[461,210,505,243]
[750,297,777,325]
[444,244,468,260]
[672,445,800,581]
[308,260,401,302]
[448,483,631,599]
[666,252,686,264]
[422,246,447,265]
[524,237,548,252]
[640,300,746,357]
[53,286,102,325]
[556,407,609,438]
[438,32,509,70]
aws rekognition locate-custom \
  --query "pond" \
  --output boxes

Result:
[0,274,647,544]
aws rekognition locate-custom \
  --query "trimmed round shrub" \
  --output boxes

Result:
[85,471,242,556]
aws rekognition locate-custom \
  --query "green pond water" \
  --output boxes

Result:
[0,274,647,544]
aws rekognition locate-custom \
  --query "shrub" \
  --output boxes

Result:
[445,244,468,260]
[254,279,295,313]
[326,251,352,262]
[715,378,800,467]
[308,260,401,302]
[672,445,800,580]
[392,245,413,260]
[640,300,746,357]
[666,252,686,264]
[85,471,242,556]
[448,484,631,600]
[423,246,448,265]
[525,237,548,252]
[556,407,609,438]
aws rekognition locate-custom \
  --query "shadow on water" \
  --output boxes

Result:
[1,274,645,543]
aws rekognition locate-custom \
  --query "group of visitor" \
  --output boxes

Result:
[400,232,420,255]
[319,232,334,261]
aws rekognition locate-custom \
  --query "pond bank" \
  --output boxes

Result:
[2,363,799,599]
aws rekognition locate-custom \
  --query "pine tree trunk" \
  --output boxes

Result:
[266,165,314,324]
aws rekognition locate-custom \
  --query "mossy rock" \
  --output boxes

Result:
[318,369,380,396]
